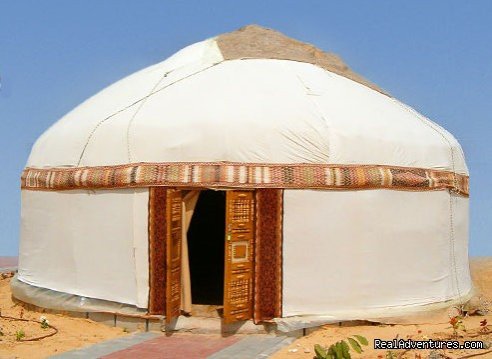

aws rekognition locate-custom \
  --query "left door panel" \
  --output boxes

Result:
[148,188,183,320]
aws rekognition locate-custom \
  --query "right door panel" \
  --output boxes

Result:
[223,190,255,323]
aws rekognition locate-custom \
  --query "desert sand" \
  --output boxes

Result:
[272,257,492,359]
[0,273,126,359]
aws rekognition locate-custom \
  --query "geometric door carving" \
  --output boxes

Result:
[223,190,255,323]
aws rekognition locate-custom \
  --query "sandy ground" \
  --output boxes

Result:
[0,273,126,359]
[272,257,492,359]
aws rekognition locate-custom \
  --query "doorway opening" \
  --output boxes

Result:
[187,190,226,305]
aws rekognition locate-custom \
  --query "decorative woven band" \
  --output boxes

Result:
[21,162,469,196]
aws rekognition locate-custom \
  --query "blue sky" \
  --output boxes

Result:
[1,1,491,256]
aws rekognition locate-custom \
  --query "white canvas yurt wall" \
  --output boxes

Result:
[15,25,471,321]
[19,189,150,308]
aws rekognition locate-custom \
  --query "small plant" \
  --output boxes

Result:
[314,335,368,359]
[0,327,4,336]
[479,318,489,334]
[448,315,466,338]
[15,329,25,341]
[385,350,397,359]
[40,315,50,329]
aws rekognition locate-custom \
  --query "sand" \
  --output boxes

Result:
[0,273,126,359]
[272,257,492,359]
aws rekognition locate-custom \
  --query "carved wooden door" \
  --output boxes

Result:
[166,189,183,323]
[223,190,255,323]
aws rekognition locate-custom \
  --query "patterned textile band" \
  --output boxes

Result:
[21,162,469,196]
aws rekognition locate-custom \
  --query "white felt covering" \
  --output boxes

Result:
[18,189,149,308]
[282,189,471,317]
[26,40,467,175]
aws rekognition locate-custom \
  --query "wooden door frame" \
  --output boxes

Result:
[147,187,284,323]
[253,188,284,323]
[148,187,168,315]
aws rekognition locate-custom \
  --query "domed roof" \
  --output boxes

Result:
[27,25,467,175]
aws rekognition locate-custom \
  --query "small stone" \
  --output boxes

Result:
[288,348,298,353]
[304,348,311,353]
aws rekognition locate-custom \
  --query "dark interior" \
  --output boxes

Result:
[187,190,225,305]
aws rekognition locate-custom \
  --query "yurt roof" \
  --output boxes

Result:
[216,25,385,94]
[26,25,467,177]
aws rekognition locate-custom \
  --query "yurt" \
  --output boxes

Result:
[14,25,471,329]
